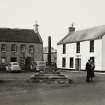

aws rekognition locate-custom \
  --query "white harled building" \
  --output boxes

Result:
[57,25,105,71]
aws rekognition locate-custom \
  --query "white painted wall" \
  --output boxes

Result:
[94,39,102,70]
[66,43,76,69]
[57,45,63,68]
[80,39,102,70]
[80,41,90,70]
[102,35,105,71]
[57,43,77,69]
[57,39,102,71]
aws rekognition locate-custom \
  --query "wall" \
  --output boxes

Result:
[57,39,102,71]
[80,39,102,70]
[102,35,105,71]
[57,43,76,69]
[0,42,43,64]
[57,45,63,68]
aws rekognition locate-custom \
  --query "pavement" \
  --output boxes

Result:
[0,71,105,105]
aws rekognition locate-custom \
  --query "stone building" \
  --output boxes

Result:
[57,25,105,71]
[0,24,43,70]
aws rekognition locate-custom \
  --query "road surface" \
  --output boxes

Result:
[0,71,104,105]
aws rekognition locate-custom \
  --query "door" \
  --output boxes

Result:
[75,58,81,71]
[11,57,17,62]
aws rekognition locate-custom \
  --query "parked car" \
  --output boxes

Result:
[6,62,21,72]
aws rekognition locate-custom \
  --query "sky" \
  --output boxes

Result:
[0,0,105,49]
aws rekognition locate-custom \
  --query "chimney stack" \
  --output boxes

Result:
[33,21,39,33]
[68,23,75,33]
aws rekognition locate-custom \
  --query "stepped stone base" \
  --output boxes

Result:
[30,67,72,84]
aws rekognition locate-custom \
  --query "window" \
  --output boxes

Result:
[76,42,80,53]
[11,44,17,52]
[62,57,66,67]
[29,45,34,54]
[70,57,74,68]
[90,40,94,52]
[1,44,6,52]
[20,44,26,53]
[63,44,66,54]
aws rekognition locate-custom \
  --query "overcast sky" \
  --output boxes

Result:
[0,0,105,48]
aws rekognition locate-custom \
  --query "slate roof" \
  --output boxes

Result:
[0,28,43,43]
[57,25,105,45]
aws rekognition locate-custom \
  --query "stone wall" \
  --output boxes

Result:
[0,41,43,69]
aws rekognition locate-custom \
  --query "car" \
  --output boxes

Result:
[6,62,21,72]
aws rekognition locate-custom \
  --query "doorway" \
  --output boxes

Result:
[75,58,81,71]
[11,57,17,62]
